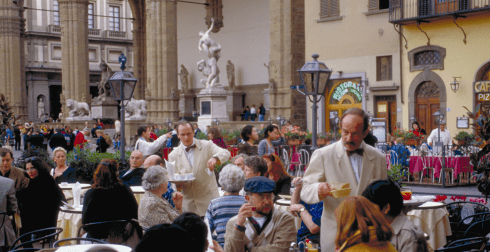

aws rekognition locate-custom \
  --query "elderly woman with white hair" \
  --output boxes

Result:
[205,164,246,246]
[138,166,183,230]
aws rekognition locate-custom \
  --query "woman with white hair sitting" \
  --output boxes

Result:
[205,164,246,247]
[138,166,183,230]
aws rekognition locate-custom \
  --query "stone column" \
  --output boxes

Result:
[59,0,90,106]
[145,0,179,124]
[269,0,306,128]
[0,0,27,119]
[129,0,147,100]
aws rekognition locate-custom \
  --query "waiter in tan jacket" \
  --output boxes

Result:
[168,121,231,217]
[301,108,387,252]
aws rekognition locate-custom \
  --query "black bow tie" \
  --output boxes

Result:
[185,145,196,152]
[347,149,364,156]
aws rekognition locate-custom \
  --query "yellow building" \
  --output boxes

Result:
[305,0,403,139]
[391,0,490,137]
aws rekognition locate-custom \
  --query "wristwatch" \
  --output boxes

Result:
[234,223,246,232]
[297,207,306,217]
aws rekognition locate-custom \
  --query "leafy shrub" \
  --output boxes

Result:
[14,147,56,169]
[196,132,208,140]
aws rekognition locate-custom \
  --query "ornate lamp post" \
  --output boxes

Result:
[293,54,332,151]
[213,118,220,129]
[108,53,137,169]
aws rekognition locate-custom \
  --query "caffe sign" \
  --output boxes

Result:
[474,81,490,93]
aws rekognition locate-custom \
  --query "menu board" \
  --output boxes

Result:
[371,119,387,143]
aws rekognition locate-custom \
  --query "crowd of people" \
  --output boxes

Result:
[0,108,432,252]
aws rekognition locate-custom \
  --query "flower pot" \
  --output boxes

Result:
[317,138,329,146]
[287,139,303,145]
[405,138,420,146]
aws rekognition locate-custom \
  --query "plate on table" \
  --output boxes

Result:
[278,195,292,200]
[276,199,291,206]
[416,201,445,209]
[403,195,436,207]
[168,178,196,183]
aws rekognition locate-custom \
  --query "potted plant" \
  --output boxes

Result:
[316,132,330,146]
[454,131,476,146]
[403,131,419,146]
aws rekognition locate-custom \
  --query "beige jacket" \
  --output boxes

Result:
[138,191,180,230]
[224,209,296,252]
[390,213,429,252]
[168,139,230,216]
[300,141,387,252]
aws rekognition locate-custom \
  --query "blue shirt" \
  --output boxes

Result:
[205,195,246,246]
[163,182,175,208]
[6,128,14,139]
[297,200,323,243]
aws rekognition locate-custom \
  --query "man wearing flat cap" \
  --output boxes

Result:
[224,177,296,252]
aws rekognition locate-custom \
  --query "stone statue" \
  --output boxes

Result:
[171,87,178,98]
[226,60,235,91]
[66,99,91,117]
[37,97,45,118]
[119,53,127,70]
[60,92,66,115]
[125,98,147,119]
[97,60,113,97]
[264,61,278,90]
[178,64,189,93]
[198,18,221,88]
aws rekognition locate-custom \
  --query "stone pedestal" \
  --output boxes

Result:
[196,86,229,130]
[124,118,146,148]
[66,116,93,122]
[179,93,196,118]
[91,96,119,119]
[226,91,245,121]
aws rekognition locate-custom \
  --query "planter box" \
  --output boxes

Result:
[288,139,303,145]
[225,139,237,145]
[405,138,420,146]
[317,138,330,146]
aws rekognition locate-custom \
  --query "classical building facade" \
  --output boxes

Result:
[1,0,308,129]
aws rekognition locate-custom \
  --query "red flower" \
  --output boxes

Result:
[434,195,447,202]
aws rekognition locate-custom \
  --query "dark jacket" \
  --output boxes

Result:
[64,133,76,151]
[96,136,110,153]
[170,134,180,148]
[49,133,67,150]
[119,168,146,186]
[274,176,292,196]
[26,134,45,149]
[17,174,65,234]
[82,184,138,239]
[53,167,78,184]
[364,132,378,147]
[13,127,21,140]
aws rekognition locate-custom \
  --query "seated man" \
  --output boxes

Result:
[224,176,296,252]
[362,179,428,252]
[119,150,146,186]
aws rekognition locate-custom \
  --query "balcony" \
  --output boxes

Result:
[105,30,126,39]
[389,0,490,24]
[48,25,61,33]
[88,29,101,37]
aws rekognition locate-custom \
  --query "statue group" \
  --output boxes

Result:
[198,18,222,89]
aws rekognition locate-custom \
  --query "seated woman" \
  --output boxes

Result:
[18,157,65,247]
[138,166,183,230]
[412,121,427,137]
[82,159,139,240]
[362,179,428,252]
[205,164,246,247]
[238,125,259,156]
[263,153,291,195]
[335,196,396,252]
[289,177,322,243]
[257,124,285,156]
[51,147,77,183]
[208,127,227,149]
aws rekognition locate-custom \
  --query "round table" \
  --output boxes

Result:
[57,206,84,245]
[53,244,131,252]
[130,186,145,205]
[59,183,91,191]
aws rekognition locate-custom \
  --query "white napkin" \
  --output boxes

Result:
[165,159,176,180]
[72,182,82,207]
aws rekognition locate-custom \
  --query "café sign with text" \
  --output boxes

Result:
[474,81,490,101]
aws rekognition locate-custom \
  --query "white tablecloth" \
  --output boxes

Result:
[57,209,83,245]
[407,207,452,251]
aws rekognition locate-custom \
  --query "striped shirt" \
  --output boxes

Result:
[205,195,246,246]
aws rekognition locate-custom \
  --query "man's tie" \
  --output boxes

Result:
[347,149,364,156]
[185,145,196,152]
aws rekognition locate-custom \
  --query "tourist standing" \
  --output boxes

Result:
[250,104,257,121]
[259,103,266,121]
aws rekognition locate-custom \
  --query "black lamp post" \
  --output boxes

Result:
[108,53,137,169]
[294,54,332,151]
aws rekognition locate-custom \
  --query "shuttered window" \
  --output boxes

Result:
[320,0,339,18]
[368,0,390,11]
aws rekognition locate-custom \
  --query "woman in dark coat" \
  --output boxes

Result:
[82,158,138,239]
[18,156,65,246]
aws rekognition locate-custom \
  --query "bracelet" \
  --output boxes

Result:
[234,223,246,232]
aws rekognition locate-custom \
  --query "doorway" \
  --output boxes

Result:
[375,96,397,134]
[415,81,440,133]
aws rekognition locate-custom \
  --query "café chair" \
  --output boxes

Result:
[53,237,109,247]
[420,152,435,184]
[448,212,490,243]
[446,202,489,231]
[437,156,454,185]
[77,219,143,247]
[435,236,488,252]
[9,227,63,251]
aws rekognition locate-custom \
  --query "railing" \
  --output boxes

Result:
[389,0,490,24]
[88,29,101,37]
[48,25,61,33]
[105,30,126,39]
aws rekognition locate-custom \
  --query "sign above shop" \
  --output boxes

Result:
[474,81,490,93]
[332,81,362,101]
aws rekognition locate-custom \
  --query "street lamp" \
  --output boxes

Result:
[192,110,200,118]
[108,53,137,169]
[329,113,340,142]
[294,53,332,151]
[450,77,461,93]
[367,111,373,125]
[213,118,220,128]
[165,118,172,130]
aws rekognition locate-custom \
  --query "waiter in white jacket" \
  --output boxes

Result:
[135,125,171,158]
[427,120,452,154]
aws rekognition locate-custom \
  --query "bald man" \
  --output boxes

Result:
[143,155,179,208]
[119,150,145,186]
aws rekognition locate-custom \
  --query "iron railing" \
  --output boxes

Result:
[389,0,490,24]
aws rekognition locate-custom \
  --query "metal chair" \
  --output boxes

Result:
[9,227,63,251]
[53,237,109,247]
[446,202,489,232]
[435,236,488,252]
[77,219,143,243]
[438,156,455,185]
[420,152,435,183]
[297,149,310,176]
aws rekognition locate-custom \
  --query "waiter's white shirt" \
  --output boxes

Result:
[184,139,214,176]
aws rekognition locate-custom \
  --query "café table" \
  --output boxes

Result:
[58,183,91,205]
[57,206,84,245]
[42,244,132,252]
[130,186,145,205]
[409,155,471,179]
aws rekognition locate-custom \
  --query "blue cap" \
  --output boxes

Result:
[244,177,276,193]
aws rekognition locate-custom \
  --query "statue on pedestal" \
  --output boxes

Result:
[264,61,278,90]
[95,60,113,100]
[178,65,189,94]
[125,98,147,119]
[198,18,222,89]
[66,99,91,117]
[226,60,235,91]
[37,97,45,118]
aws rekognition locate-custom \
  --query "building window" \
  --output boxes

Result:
[320,0,339,18]
[377,56,392,81]
[53,0,60,26]
[368,0,390,11]
[88,3,95,29]
[408,45,446,72]
[109,6,120,31]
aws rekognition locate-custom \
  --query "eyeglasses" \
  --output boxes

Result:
[254,193,275,201]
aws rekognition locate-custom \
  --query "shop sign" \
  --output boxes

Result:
[474,81,490,93]
[332,81,362,101]
[477,93,490,102]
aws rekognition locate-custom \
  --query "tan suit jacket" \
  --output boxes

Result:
[7,166,29,192]
[300,141,387,252]
[168,139,230,216]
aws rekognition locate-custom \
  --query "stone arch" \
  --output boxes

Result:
[408,68,447,123]
[474,60,490,82]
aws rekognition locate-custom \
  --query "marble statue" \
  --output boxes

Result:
[226,60,235,91]
[264,61,278,90]
[198,18,221,88]
[125,98,147,119]
[97,60,113,98]
[66,99,91,117]
[37,97,45,118]
[60,92,66,115]
[171,88,178,98]
[178,65,189,94]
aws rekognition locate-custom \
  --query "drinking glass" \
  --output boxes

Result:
[309,243,319,252]
[400,187,412,201]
